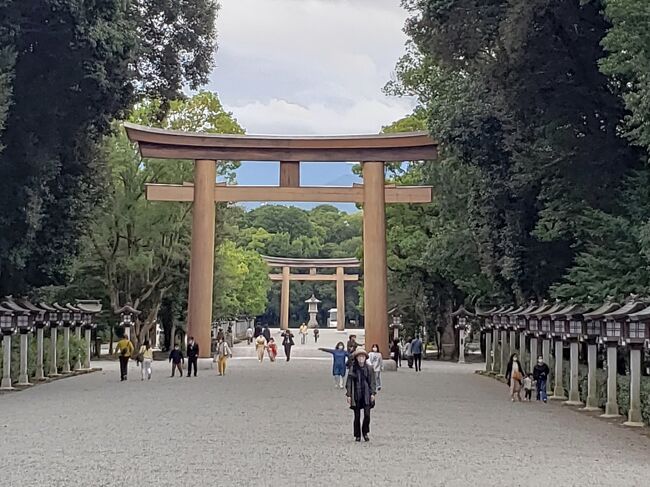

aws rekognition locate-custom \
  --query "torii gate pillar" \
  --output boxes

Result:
[363,162,389,356]
[186,159,216,356]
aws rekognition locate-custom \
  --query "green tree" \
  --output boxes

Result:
[0,0,218,294]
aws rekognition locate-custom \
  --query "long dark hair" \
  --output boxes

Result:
[144,340,151,350]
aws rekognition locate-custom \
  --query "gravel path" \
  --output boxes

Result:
[1,329,648,486]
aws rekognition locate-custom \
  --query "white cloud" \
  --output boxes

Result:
[209,0,415,135]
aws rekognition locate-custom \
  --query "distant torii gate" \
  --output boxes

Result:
[124,123,437,357]
[262,256,360,331]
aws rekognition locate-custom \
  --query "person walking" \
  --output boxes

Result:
[533,355,550,403]
[187,336,199,377]
[254,323,262,339]
[404,338,413,368]
[346,349,377,442]
[411,336,423,372]
[313,327,320,343]
[169,344,184,378]
[367,344,383,391]
[262,325,271,344]
[319,342,349,388]
[138,340,154,381]
[281,329,295,362]
[299,323,308,344]
[246,326,254,345]
[216,337,232,376]
[390,340,400,368]
[115,334,134,381]
[255,335,267,363]
[506,353,525,402]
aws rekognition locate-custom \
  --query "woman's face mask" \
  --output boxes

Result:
[357,356,366,365]
[538,359,543,364]
[372,347,378,352]
[513,357,518,362]
[337,345,343,350]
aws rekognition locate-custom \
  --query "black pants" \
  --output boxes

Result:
[119,356,129,380]
[413,353,422,371]
[187,357,198,376]
[525,389,532,400]
[284,345,292,361]
[353,407,371,438]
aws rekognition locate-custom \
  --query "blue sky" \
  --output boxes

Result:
[206,0,414,212]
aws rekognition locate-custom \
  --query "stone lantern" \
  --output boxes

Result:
[77,300,101,369]
[504,305,525,360]
[552,303,594,406]
[452,305,474,364]
[522,302,548,372]
[116,304,141,340]
[622,304,650,427]
[476,307,497,372]
[39,302,61,377]
[493,306,514,376]
[513,303,537,369]
[305,295,321,329]
[3,298,35,386]
[18,299,49,381]
[389,312,403,343]
[534,301,565,398]
[65,303,84,370]
[582,300,619,411]
[600,297,646,418]
[53,303,73,374]
[0,303,15,390]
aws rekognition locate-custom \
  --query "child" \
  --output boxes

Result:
[169,344,184,378]
[523,373,534,401]
[267,337,278,362]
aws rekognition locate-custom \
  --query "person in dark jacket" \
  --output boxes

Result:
[390,340,400,368]
[254,324,263,338]
[262,325,271,343]
[281,329,295,362]
[187,337,199,377]
[346,349,377,442]
[169,344,184,378]
[532,355,550,403]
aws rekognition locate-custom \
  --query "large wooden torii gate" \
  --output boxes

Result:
[124,123,437,357]
[262,256,360,331]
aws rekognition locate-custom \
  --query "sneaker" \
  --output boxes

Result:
[363,435,370,442]
[355,437,361,442]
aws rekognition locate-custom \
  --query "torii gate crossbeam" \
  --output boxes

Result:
[124,122,437,358]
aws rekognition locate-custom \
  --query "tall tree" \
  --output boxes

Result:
[0,0,218,294]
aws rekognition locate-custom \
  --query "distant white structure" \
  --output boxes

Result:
[327,308,338,329]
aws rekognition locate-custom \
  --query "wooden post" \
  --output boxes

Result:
[280,161,300,187]
[280,266,290,330]
[187,159,216,358]
[363,162,389,356]
[336,266,346,331]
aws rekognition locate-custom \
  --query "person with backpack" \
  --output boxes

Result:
[169,344,184,378]
[114,334,134,381]
[216,337,232,376]
[186,336,199,377]
[313,327,320,343]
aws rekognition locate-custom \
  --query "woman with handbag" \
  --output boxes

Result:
[505,353,525,402]
[345,349,377,442]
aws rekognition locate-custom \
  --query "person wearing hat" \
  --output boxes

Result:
[345,348,377,442]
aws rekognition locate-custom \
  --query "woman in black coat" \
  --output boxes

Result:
[345,349,377,442]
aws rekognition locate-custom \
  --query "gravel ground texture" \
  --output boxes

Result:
[0,329,648,487]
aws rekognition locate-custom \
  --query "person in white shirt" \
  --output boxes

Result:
[367,344,384,391]
[246,326,254,345]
